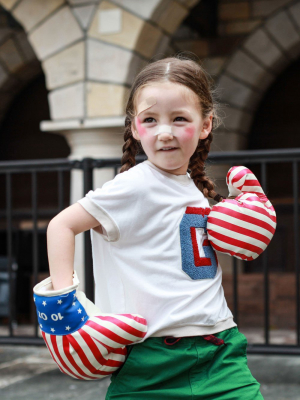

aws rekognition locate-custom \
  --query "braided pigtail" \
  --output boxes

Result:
[119,116,140,173]
[189,133,224,202]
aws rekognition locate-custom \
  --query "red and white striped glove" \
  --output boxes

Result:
[33,271,147,380]
[207,166,276,261]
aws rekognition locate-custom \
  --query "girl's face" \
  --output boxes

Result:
[132,81,213,175]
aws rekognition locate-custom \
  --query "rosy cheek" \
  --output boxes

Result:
[135,117,146,137]
[184,125,195,139]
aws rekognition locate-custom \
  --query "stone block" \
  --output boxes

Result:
[288,2,300,30]
[155,1,188,34]
[173,39,209,58]
[0,0,18,10]
[219,2,250,21]
[68,0,99,3]
[49,82,84,120]
[89,1,136,38]
[13,0,64,32]
[0,63,8,86]
[0,27,13,43]
[210,36,243,57]
[265,10,300,59]
[164,44,176,58]
[181,0,200,8]
[87,39,147,85]
[219,19,261,35]
[220,104,253,134]
[72,5,96,30]
[153,33,170,58]
[43,41,85,90]
[210,130,248,152]
[217,73,262,111]
[135,22,163,58]
[201,57,226,76]
[29,6,84,60]
[252,0,292,18]
[112,0,161,20]
[89,1,162,58]
[226,49,274,91]
[98,8,122,35]
[172,24,197,41]
[15,31,37,62]
[0,38,24,73]
[86,82,129,117]
[243,28,284,71]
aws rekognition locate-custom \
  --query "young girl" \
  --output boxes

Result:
[47,57,264,399]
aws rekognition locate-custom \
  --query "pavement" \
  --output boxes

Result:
[0,345,300,400]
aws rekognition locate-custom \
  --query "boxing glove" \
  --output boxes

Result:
[207,166,276,260]
[33,271,147,380]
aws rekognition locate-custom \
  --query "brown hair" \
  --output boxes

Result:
[119,56,223,201]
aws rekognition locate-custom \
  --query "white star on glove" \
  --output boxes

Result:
[72,302,76,306]
[81,317,85,321]
[51,328,55,332]
[65,326,71,331]
[57,300,62,304]
[78,309,82,314]
[42,301,47,306]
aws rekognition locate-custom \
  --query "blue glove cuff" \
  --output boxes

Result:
[34,290,89,335]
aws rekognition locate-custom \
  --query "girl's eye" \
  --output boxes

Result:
[174,116,187,122]
[143,117,156,123]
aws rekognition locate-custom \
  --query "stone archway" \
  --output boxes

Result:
[0,0,200,126]
[215,0,300,151]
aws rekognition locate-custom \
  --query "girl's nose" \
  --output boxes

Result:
[157,131,174,140]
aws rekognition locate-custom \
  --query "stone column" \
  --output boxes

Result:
[41,118,125,290]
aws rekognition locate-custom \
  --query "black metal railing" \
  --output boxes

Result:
[208,148,300,355]
[0,148,299,354]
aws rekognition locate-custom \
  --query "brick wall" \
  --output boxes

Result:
[223,273,296,329]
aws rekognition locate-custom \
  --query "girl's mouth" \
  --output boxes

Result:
[159,147,178,151]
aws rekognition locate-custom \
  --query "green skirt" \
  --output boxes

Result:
[105,326,264,400]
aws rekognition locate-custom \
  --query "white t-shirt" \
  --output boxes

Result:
[77,159,236,339]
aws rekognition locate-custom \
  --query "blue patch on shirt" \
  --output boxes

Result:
[180,207,218,280]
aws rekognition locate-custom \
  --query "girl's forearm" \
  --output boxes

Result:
[47,220,75,290]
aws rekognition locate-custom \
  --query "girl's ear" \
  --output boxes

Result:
[199,114,213,140]
[131,118,141,141]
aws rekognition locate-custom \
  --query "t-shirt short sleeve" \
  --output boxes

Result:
[77,169,142,243]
